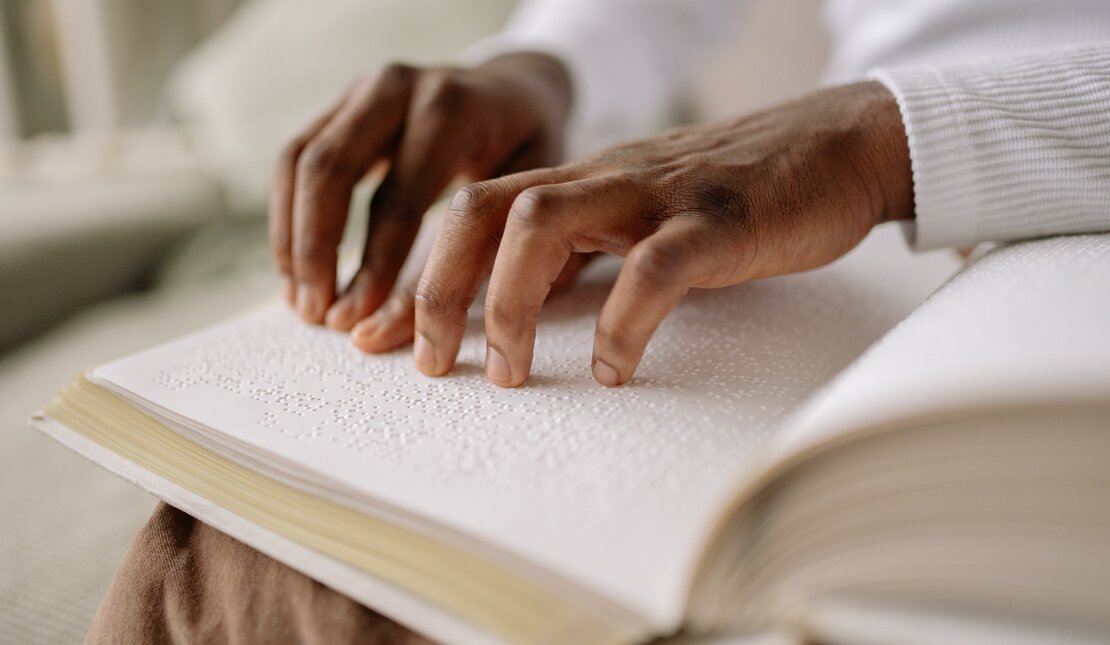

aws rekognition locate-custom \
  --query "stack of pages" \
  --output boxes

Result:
[33,227,1110,645]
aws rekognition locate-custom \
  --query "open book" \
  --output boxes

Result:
[32,226,1110,645]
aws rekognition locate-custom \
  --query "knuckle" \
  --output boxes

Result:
[446,182,510,235]
[629,240,686,285]
[594,322,634,358]
[290,236,325,264]
[484,296,540,336]
[447,182,498,224]
[297,140,351,178]
[290,226,341,267]
[417,69,468,113]
[414,279,465,322]
[444,182,507,252]
[508,186,559,228]
[483,297,513,328]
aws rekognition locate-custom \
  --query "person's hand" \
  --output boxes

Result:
[413,81,915,387]
[269,53,572,338]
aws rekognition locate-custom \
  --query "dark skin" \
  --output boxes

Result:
[271,54,572,331]
[271,53,914,388]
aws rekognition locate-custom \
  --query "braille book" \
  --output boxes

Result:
[32,228,1110,645]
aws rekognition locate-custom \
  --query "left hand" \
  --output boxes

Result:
[406,81,914,387]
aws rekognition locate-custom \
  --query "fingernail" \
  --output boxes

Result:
[414,332,438,374]
[296,286,326,323]
[485,345,512,385]
[324,297,354,330]
[593,359,621,387]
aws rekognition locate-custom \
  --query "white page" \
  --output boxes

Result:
[90,224,959,627]
[773,233,1110,461]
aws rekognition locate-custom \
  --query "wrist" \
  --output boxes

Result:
[476,52,573,130]
[852,80,915,223]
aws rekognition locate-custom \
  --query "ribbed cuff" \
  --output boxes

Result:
[870,67,982,250]
[871,44,1110,251]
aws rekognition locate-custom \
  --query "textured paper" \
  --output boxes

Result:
[91,225,959,626]
[777,233,1110,458]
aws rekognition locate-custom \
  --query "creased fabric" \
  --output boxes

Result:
[86,504,432,645]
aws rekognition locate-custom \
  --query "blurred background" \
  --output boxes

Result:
[0,1,826,642]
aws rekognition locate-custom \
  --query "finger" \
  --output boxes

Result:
[323,196,420,332]
[483,180,639,387]
[291,64,415,323]
[592,218,718,387]
[499,142,594,301]
[326,74,476,331]
[412,167,563,376]
[350,139,557,347]
[270,101,345,305]
[357,187,582,355]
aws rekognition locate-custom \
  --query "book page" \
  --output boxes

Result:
[90,224,959,627]
[771,233,1110,461]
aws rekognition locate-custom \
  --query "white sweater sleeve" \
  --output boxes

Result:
[871,44,1110,251]
[461,0,742,158]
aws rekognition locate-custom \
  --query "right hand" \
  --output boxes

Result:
[269,53,572,348]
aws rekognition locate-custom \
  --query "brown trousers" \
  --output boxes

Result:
[86,503,433,645]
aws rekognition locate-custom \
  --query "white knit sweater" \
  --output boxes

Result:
[464,0,1110,251]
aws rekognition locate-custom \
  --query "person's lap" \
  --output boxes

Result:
[87,503,429,645]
